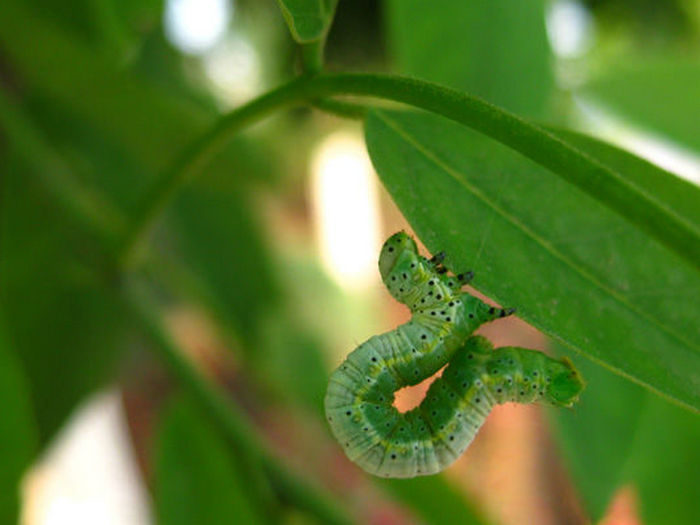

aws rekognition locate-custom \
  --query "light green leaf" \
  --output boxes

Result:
[277,0,339,43]
[155,396,265,525]
[386,0,553,117]
[365,109,700,411]
[550,350,646,519]
[583,58,700,153]
[0,315,38,523]
[553,348,700,524]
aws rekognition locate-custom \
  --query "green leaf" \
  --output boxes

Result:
[0,0,270,214]
[276,0,339,43]
[0,160,130,442]
[165,178,280,350]
[553,349,700,524]
[377,475,488,525]
[385,0,553,117]
[583,57,700,153]
[550,127,700,230]
[0,315,38,523]
[550,350,646,519]
[155,396,265,525]
[255,316,328,410]
[365,109,700,411]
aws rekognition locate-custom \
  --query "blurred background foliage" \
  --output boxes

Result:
[0,0,699,524]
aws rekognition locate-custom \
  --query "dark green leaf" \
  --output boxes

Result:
[0,160,130,442]
[277,0,339,43]
[365,109,700,411]
[377,475,488,525]
[386,0,553,117]
[583,58,700,153]
[0,314,38,523]
[155,396,265,525]
[553,349,700,524]
[0,0,271,214]
[165,178,280,349]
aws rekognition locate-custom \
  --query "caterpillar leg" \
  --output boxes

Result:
[457,271,474,283]
[429,251,446,265]
[448,271,475,290]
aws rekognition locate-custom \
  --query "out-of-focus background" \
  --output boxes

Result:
[1,0,699,524]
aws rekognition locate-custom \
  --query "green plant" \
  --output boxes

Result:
[1,0,698,523]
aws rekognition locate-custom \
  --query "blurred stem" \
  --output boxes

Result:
[120,73,700,273]
[300,41,324,75]
[124,282,355,525]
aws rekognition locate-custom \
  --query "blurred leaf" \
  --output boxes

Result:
[256,315,328,411]
[163,195,329,409]
[155,396,265,525]
[626,395,700,524]
[583,58,700,153]
[0,159,131,442]
[0,0,273,213]
[385,0,553,117]
[276,0,339,43]
[551,349,646,519]
[165,177,280,349]
[0,314,38,523]
[365,109,700,411]
[553,349,700,524]
[377,475,488,525]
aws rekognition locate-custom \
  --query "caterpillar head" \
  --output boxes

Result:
[378,231,418,281]
[545,357,585,407]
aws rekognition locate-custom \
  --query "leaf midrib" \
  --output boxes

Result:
[374,111,700,361]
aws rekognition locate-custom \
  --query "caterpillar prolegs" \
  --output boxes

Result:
[324,232,584,478]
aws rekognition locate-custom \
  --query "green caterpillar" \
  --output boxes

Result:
[324,231,584,478]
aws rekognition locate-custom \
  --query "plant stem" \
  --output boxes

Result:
[312,98,369,119]
[117,76,312,267]
[120,73,700,273]
[300,41,324,75]
[125,282,355,525]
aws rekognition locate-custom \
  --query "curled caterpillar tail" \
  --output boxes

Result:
[324,231,585,478]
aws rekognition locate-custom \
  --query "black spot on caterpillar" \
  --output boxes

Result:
[324,231,584,478]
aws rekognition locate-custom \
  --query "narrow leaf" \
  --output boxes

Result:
[277,0,339,43]
[0,315,38,523]
[166,178,280,349]
[0,0,270,214]
[0,160,130,442]
[386,0,553,117]
[550,127,700,229]
[553,348,700,524]
[155,397,265,525]
[365,109,700,411]
[584,58,700,153]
